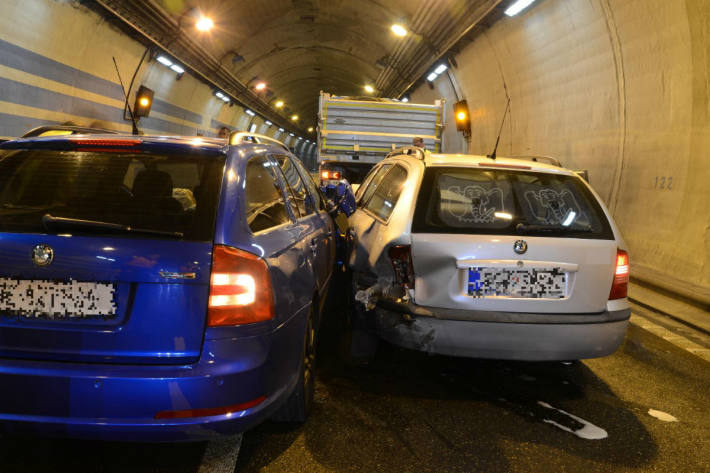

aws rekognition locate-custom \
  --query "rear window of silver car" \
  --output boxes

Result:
[412,167,614,239]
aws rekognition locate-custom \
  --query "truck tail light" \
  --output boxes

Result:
[321,170,342,180]
[609,249,629,300]
[208,245,274,326]
[389,245,415,288]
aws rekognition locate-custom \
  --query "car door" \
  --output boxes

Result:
[271,153,327,303]
[292,158,335,298]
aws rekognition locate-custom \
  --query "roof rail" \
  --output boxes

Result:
[229,131,289,151]
[21,125,119,138]
[385,146,427,160]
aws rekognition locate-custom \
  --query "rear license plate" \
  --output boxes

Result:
[467,267,567,299]
[0,278,117,318]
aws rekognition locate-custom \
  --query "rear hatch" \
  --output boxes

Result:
[410,165,617,314]
[0,141,225,364]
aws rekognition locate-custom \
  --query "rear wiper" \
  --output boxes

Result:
[515,222,592,233]
[42,214,184,239]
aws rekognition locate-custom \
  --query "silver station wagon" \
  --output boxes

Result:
[348,147,630,361]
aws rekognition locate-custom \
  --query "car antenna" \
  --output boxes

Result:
[487,96,510,160]
[112,57,140,135]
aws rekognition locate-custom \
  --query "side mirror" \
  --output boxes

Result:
[321,180,356,217]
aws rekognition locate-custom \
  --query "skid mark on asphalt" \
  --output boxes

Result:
[630,314,710,362]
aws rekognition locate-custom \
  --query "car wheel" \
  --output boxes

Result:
[272,305,316,423]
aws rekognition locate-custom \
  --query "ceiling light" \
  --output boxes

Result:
[254,82,266,91]
[291,115,299,121]
[245,109,256,116]
[170,64,185,74]
[275,100,284,108]
[156,55,173,67]
[434,64,448,74]
[289,133,295,137]
[401,97,409,102]
[391,24,408,37]
[308,127,314,132]
[265,120,273,126]
[195,16,214,32]
[426,72,438,82]
[364,85,375,94]
[278,128,285,132]
[505,0,536,17]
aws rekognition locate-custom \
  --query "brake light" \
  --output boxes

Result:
[321,170,342,180]
[389,245,415,288]
[609,249,629,300]
[72,138,142,153]
[208,245,274,326]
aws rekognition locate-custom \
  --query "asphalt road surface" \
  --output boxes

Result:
[1,303,708,472]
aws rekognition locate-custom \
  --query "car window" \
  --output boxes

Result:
[412,167,613,239]
[363,165,408,221]
[292,158,326,212]
[358,164,392,206]
[244,155,291,233]
[0,149,224,241]
[273,155,311,217]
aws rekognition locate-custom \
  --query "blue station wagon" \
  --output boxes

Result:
[0,132,335,441]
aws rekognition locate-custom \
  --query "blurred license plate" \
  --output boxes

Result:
[467,267,566,299]
[0,278,117,318]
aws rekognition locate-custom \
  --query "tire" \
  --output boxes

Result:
[272,306,316,423]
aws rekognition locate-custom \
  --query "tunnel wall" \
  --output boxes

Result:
[411,0,710,298]
[0,0,315,159]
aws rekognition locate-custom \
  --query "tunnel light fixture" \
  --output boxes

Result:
[278,127,285,132]
[297,136,302,140]
[426,72,438,82]
[391,24,408,37]
[275,100,284,108]
[265,120,273,126]
[364,84,375,94]
[214,91,230,103]
[434,64,448,74]
[401,96,409,103]
[505,0,536,17]
[156,55,173,67]
[289,133,295,137]
[254,82,267,91]
[308,126,314,132]
[170,64,185,74]
[245,109,256,116]
[291,114,299,121]
[196,16,214,32]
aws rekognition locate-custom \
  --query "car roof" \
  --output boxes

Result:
[0,133,295,159]
[418,152,576,176]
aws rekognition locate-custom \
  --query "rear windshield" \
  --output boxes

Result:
[412,167,614,239]
[0,149,225,241]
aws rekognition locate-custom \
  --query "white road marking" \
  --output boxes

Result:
[537,401,608,440]
[630,314,710,363]
[648,409,678,422]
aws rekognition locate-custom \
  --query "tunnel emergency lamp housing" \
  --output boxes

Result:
[505,0,536,16]
[454,99,471,138]
[133,85,154,118]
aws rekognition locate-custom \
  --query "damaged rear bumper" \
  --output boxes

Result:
[374,300,630,361]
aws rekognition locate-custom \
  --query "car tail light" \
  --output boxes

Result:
[389,245,415,288]
[208,245,274,326]
[321,170,342,180]
[154,395,266,419]
[609,249,629,300]
[71,138,142,153]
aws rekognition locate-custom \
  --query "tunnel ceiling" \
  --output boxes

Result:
[98,0,500,129]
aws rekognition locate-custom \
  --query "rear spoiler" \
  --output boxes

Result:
[22,125,119,138]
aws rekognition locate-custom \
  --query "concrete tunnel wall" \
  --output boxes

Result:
[411,0,710,299]
[0,0,317,164]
